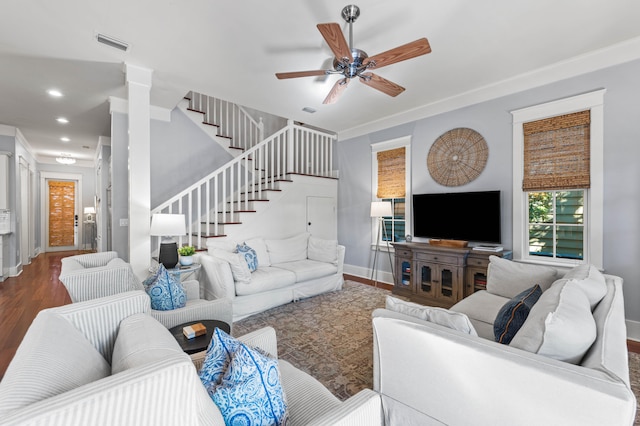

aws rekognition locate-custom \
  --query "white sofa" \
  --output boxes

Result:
[196,232,345,321]
[372,258,637,425]
[0,291,382,426]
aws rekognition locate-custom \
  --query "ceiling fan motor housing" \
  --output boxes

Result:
[333,48,369,78]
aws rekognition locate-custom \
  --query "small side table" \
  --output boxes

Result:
[169,319,231,355]
[151,261,202,281]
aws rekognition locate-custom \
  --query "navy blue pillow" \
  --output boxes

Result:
[494,284,542,344]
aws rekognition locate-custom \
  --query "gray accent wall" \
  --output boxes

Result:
[337,58,640,323]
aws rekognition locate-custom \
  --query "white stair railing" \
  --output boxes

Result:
[187,91,264,151]
[152,120,336,250]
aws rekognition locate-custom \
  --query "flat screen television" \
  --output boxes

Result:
[412,190,501,244]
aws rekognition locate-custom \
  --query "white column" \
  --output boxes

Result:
[125,64,153,279]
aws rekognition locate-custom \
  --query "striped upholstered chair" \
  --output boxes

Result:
[59,251,232,330]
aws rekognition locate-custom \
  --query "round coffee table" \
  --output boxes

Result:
[169,319,231,354]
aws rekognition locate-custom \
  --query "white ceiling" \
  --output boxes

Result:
[2,0,640,165]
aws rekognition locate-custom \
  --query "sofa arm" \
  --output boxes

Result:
[372,316,636,426]
[150,298,233,330]
[194,253,236,300]
[0,355,223,426]
[306,389,382,426]
[336,245,346,274]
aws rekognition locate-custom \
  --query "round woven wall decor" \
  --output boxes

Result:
[427,128,488,186]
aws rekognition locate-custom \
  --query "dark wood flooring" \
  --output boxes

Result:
[0,251,78,379]
[0,254,638,381]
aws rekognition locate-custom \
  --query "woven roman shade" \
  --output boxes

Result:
[377,147,406,198]
[522,110,590,191]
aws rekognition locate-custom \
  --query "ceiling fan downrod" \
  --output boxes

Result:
[341,4,360,51]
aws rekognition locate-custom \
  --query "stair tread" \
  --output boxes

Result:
[187,108,205,114]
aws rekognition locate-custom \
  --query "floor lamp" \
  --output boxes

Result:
[150,213,186,269]
[371,201,395,286]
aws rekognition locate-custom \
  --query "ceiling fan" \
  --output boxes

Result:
[275,4,431,104]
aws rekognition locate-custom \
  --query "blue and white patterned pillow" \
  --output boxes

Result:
[237,243,259,272]
[212,343,287,426]
[199,328,288,425]
[142,264,186,311]
[199,328,241,390]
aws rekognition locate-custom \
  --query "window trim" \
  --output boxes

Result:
[511,90,605,269]
[371,136,411,247]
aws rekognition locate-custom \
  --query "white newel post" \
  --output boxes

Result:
[125,64,153,280]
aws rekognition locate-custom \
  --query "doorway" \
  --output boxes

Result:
[40,172,82,252]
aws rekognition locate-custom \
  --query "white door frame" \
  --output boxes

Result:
[40,171,83,252]
[19,157,31,266]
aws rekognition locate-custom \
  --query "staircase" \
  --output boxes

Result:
[152,94,337,250]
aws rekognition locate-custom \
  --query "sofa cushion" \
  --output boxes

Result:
[213,249,251,284]
[510,280,597,363]
[244,237,271,267]
[0,312,110,417]
[273,259,338,282]
[266,233,310,264]
[111,313,184,375]
[494,285,542,344]
[560,264,607,309]
[386,296,477,335]
[236,243,258,272]
[142,265,187,311]
[486,255,559,298]
[235,267,297,296]
[308,236,338,265]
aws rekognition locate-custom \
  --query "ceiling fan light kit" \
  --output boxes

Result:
[275,4,431,104]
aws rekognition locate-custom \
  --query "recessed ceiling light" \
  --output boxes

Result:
[60,137,70,142]
[56,117,69,124]
[47,89,63,97]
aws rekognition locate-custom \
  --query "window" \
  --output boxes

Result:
[371,137,411,245]
[511,90,605,268]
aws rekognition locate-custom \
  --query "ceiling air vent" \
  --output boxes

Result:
[96,33,129,52]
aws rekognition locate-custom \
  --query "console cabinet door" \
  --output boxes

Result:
[416,261,460,306]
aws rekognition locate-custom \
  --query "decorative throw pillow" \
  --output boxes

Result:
[199,328,242,390]
[142,264,186,311]
[212,249,252,284]
[510,280,597,364]
[236,243,258,272]
[559,264,607,309]
[494,284,542,344]
[199,328,288,426]
[244,237,271,267]
[385,296,478,335]
[212,343,288,426]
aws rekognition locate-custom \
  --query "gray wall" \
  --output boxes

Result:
[337,58,640,323]
[110,107,234,261]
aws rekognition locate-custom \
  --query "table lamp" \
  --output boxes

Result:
[150,213,186,269]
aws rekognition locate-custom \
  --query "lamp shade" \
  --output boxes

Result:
[83,207,96,215]
[370,201,392,218]
[150,213,186,237]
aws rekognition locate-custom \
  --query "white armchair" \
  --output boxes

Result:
[59,252,232,330]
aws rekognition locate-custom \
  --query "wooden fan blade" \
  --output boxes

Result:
[360,73,405,97]
[276,70,327,79]
[323,78,350,104]
[365,38,431,69]
[317,23,351,62]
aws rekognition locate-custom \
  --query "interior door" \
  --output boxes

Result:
[46,180,78,251]
[306,196,337,240]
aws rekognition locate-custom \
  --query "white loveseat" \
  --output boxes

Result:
[197,232,345,321]
[372,257,636,425]
[0,291,382,426]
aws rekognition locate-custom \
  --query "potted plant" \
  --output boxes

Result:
[178,245,196,266]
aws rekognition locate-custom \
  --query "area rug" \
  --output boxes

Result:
[234,280,640,424]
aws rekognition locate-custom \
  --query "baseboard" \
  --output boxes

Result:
[343,263,393,286]
[344,273,394,291]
